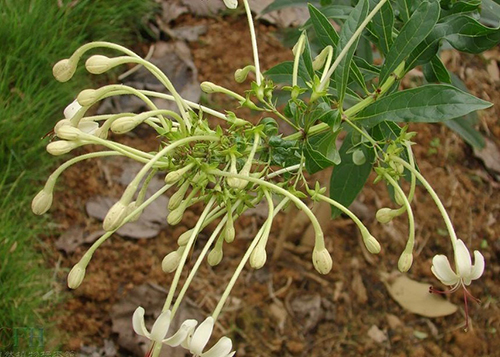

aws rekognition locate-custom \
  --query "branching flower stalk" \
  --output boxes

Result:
[31,0,492,353]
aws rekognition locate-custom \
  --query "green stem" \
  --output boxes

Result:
[163,197,216,311]
[316,193,369,235]
[391,156,458,248]
[243,0,262,85]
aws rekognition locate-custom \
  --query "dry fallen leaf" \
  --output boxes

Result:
[367,325,388,344]
[381,271,457,318]
[473,138,500,181]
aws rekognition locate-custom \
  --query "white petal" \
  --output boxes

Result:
[431,255,459,286]
[64,99,82,119]
[132,306,151,338]
[201,337,232,357]
[163,319,197,347]
[78,121,99,134]
[468,250,485,283]
[454,239,472,277]
[150,310,172,342]
[189,317,214,355]
[226,352,236,357]
[223,0,238,9]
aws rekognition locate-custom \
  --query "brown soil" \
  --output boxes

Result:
[43,14,500,357]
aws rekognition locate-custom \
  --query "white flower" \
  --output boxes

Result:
[188,317,235,357]
[431,239,485,288]
[132,308,235,356]
[132,307,198,347]
[58,99,98,135]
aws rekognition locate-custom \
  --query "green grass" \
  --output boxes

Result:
[0,0,156,350]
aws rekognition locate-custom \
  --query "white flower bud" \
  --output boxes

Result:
[77,89,98,106]
[398,251,413,273]
[165,164,194,185]
[223,0,238,9]
[32,189,53,215]
[376,208,396,224]
[167,205,185,226]
[53,58,76,82]
[46,140,79,156]
[352,149,366,165]
[200,81,219,94]
[362,233,381,254]
[168,182,190,211]
[110,116,138,134]
[224,224,235,243]
[177,229,193,246]
[55,125,81,141]
[85,55,113,74]
[162,247,185,273]
[312,47,330,71]
[103,201,128,231]
[54,119,71,133]
[395,190,406,206]
[234,65,254,83]
[207,247,223,266]
[312,247,332,275]
[126,201,142,222]
[67,263,86,289]
[250,246,267,269]
[64,99,83,119]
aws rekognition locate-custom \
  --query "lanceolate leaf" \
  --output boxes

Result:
[380,0,440,83]
[394,0,414,23]
[330,133,374,218]
[308,4,367,95]
[423,55,452,84]
[355,85,492,127]
[265,61,311,86]
[304,130,341,174]
[370,0,394,55]
[407,15,500,70]
[262,0,319,13]
[445,117,485,149]
[335,0,369,105]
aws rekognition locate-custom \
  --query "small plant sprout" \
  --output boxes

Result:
[32,0,498,353]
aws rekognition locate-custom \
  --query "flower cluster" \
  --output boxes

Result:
[31,0,488,353]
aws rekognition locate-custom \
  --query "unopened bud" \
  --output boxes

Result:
[64,100,83,119]
[234,65,254,83]
[32,189,53,215]
[352,149,366,165]
[312,247,332,275]
[162,247,185,273]
[249,246,267,269]
[395,190,406,206]
[177,229,193,246]
[362,232,381,254]
[207,246,223,266]
[200,81,219,94]
[111,117,138,134]
[46,140,80,156]
[55,125,81,141]
[376,208,396,224]
[85,55,113,74]
[223,0,238,9]
[398,251,413,272]
[126,201,142,222]
[53,58,76,82]
[67,263,86,289]
[312,47,330,71]
[103,201,128,231]
[165,164,194,185]
[169,183,190,211]
[77,89,98,106]
[224,224,235,244]
[54,119,71,132]
[167,205,185,226]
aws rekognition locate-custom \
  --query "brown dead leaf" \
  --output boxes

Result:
[473,138,500,180]
[381,271,458,318]
[352,271,368,304]
[56,227,104,254]
[289,293,322,333]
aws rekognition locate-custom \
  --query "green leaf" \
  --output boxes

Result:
[445,117,485,149]
[370,0,394,55]
[329,133,374,218]
[423,55,452,83]
[394,0,414,23]
[355,84,492,127]
[481,0,500,27]
[303,5,353,28]
[407,15,500,70]
[441,0,481,18]
[304,131,341,174]
[262,0,318,13]
[380,0,440,83]
[265,61,311,86]
[308,4,367,94]
[335,0,369,105]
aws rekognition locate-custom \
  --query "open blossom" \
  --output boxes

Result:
[431,239,485,288]
[430,239,485,330]
[132,307,235,357]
